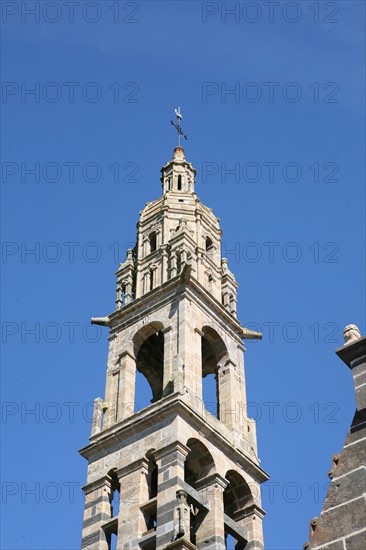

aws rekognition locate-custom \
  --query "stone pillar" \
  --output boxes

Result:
[195,474,228,549]
[117,459,149,549]
[154,442,190,549]
[152,265,158,288]
[81,477,112,550]
[171,253,177,278]
[91,397,107,436]
[116,282,123,309]
[162,326,174,396]
[237,344,248,418]
[125,279,133,305]
[143,272,148,294]
[103,367,120,428]
[175,298,199,396]
[218,359,244,433]
[135,262,142,299]
[230,295,237,317]
[104,348,136,427]
[236,504,265,550]
[142,236,148,258]
[117,349,136,421]
[161,245,169,284]
[181,248,188,266]
[196,250,204,287]
[174,490,191,542]
[193,328,204,400]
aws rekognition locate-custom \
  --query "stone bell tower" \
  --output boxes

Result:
[79,142,269,550]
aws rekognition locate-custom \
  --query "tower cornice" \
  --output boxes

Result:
[79,391,269,485]
[93,269,260,343]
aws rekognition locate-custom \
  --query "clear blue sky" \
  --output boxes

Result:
[1,1,365,549]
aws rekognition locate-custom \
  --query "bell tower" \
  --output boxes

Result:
[80,138,269,550]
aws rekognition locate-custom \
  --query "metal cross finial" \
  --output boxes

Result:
[170,107,188,146]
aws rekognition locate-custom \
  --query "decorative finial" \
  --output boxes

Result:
[343,324,361,345]
[170,107,188,147]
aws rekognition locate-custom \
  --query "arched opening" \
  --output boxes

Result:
[223,470,253,521]
[103,469,120,550]
[133,323,164,413]
[177,174,182,190]
[108,469,120,518]
[225,533,246,550]
[135,370,154,412]
[141,450,158,535]
[185,439,215,488]
[149,270,154,291]
[201,326,229,419]
[226,534,237,550]
[201,336,219,418]
[207,273,213,291]
[149,232,157,253]
[146,450,158,500]
[206,236,214,252]
[185,439,216,545]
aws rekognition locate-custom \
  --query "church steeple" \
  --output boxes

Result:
[81,123,268,550]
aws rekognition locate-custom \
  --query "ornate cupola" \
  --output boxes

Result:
[160,146,197,194]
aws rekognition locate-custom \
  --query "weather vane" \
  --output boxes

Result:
[170,107,188,146]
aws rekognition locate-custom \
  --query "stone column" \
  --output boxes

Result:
[181,248,188,266]
[170,253,177,278]
[103,367,120,428]
[117,349,136,421]
[116,281,123,309]
[152,265,158,288]
[196,250,204,287]
[162,326,174,396]
[218,359,245,433]
[91,397,107,436]
[237,344,248,418]
[195,211,202,280]
[195,474,228,550]
[236,504,265,550]
[81,477,112,550]
[117,458,150,549]
[161,245,169,284]
[174,490,191,542]
[154,442,190,549]
[230,295,237,317]
[125,279,133,305]
[193,328,204,401]
[135,261,142,299]
[174,298,199,396]
[104,347,136,427]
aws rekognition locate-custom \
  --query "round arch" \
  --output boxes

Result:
[133,321,165,405]
[201,325,229,376]
[201,326,230,419]
[132,321,165,358]
[106,468,120,518]
[223,470,254,520]
[185,438,216,488]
